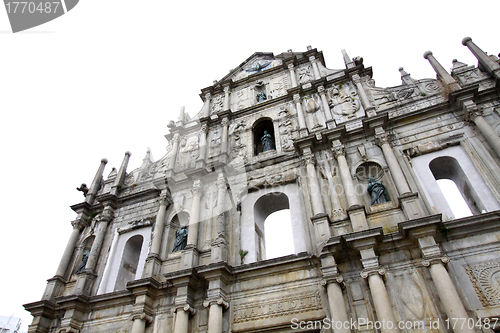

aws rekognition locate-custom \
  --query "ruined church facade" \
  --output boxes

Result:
[25,37,500,333]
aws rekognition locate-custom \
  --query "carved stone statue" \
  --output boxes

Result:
[367,177,389,205]
[76,249,90,273]
[256,90,267,102]
[172,225,188,252]
[261,131,275,152]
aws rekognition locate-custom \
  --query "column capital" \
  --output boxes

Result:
[321,275,344,286]
[421,256,449,267]
[351,73,361,84]
[172,304,196,315]
[293,94,301,102]
[288,63,295,70]
[71,218,87,230]
[331,141,345,158]
[302,153,316,166]
[221,117,229,127]
[129,312,153,324]
[204,92,212,100]
[191,180,204,197]
[101,206,114,222]
[375,132,390,147]
[159,192,172,206]
[463,100,482,121]
[216,173,226,190]
[172,133,180,143]
[360,267,386,279]
[223,86,230,93]
[317,85,325,94]
[201,124,208,133]
[203,298,229,309]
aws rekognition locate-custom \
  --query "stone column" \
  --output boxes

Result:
[221,117,229,155]
[423,51,461,92]
[202,92,212,118]
[130,316,146,333]
[223,86,230,111]
[204,299,228,333]
[352,74,376,117]
[85,158,108,205]
[55,219,86,277]
[418,236,474,333]
[293,94,307,134]
[321,254,349,333]
[462,37,500,80]
[464,100,500,159]
[199,124,208,162]
[332,142,359,209]
[149,192,170,256]
[86,206,113,270]
[374,128,411,196]
[360,248,399,333]
[111,151,131,195]
[211,172,227,262]
[173,306,194,333]
[318,85,333,123]
[304,154,325,216]
[168,133,180,170]
[187,180,203,247]
[288,63,298,87]
[309,56,321,80]
[74,204,114,295]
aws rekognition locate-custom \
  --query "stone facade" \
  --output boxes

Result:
[24,38,500,333]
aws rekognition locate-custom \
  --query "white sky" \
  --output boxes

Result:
[0,1,498,330]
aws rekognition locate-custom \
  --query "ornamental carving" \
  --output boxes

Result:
[297,65,313,84]
[211,94,224,113]
[466,261,500,306]
[233,291,322,323]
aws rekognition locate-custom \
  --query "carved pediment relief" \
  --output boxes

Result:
[231,55,282,82]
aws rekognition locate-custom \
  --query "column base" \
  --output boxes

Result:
[180,246,199,269]
[326,119,337,129]
[73,270,97,295]
[42,275,66,300]
[347,205,369,231]
[399,192,425,220]
[210,237,227,263]
[143,254,162,279]
[299,128,309,138]
[310,213,331,243]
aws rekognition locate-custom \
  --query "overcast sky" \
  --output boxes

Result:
[0,0,497,330]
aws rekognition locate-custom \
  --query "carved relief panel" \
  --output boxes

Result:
[327,82,364,123]
[467,261,500,306]
[176,134,200,171]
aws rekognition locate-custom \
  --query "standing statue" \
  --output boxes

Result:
[367,177,390,205]
[256,90,267,102]
[261,131,275,152]
[172,225,188,252]
[76,249,90,274]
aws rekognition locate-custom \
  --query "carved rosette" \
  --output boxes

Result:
[466,261,500,306]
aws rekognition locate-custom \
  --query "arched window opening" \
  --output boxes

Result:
[264,209,294,260]
[114,235,143,291]
[254,192,291,261]
[429,156,481,217]
[253,118,275,155]
[436,179,472,219]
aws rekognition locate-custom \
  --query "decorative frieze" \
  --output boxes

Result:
[233,291,322,323]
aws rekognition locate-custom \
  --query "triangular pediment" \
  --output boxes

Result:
[218,52,280,83]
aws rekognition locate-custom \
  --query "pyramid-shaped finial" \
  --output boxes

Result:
[399,67,417,85]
